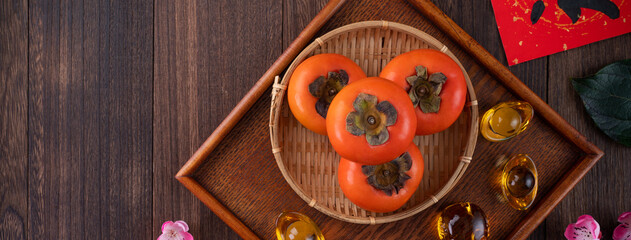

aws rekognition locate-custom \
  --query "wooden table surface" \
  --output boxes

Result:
[1,0,629,239]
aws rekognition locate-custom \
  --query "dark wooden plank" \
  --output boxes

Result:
[282,0,329,49]
[434,0,548,102]
[28,0,153,239]
[429,1,548,238]
[546,34,631,239]
[0,0,28,239]
[153,0,282,239]
[13,0,625,239]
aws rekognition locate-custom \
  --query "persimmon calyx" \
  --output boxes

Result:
[361,152,412,196]
[345,93,397,146]
[308,70,349,118]
[406,65,446,113]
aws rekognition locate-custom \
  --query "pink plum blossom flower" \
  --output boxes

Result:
[158,220,193,240]
[613,212,631,240]
[565,215,602,240]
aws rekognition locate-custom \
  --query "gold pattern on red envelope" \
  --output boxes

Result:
[492,0,630,65]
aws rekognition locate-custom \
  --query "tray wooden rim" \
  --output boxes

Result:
[269,20,479,224]
[176,0,604,239]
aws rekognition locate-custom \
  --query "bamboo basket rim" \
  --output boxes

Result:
[269,20,479,224]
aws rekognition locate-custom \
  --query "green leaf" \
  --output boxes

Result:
[572,59,631,146]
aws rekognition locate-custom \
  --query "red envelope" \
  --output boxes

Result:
[492,0,631,65]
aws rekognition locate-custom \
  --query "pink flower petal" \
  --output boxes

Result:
[158,231,184,240]
[162,221,174,233]
[174,220,190,232]
[181,231,194,240]
[565,215,601,240]
[620,212,631,226]
[614,212,631,240]
[157,234,172,240]
[613,225,631,240]
[158,220,193,240]
[162,222,185,233]
[157,232,193,240]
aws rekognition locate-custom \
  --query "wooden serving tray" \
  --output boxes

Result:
[176,0,603,239]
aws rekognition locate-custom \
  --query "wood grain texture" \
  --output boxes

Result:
[175,0,345,179]
[546,35,631,239]
[28,0,153,239]
[154,0,282,239]
[433,1,630,239]
[432,1,547,238]
[283,0,329,50]
[0,0,28,239]
[0,0,627,239]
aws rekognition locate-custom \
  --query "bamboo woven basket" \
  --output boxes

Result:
[269,21,479,224]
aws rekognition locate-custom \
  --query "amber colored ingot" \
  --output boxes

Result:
[480,101,534,142]
[275,211,324,240]
[438,202,489,240]
[500,154,538,210]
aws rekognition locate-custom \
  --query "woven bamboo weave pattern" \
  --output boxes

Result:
[269,21,478,224]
